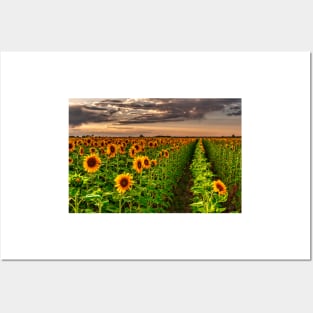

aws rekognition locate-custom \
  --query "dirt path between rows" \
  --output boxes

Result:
[167,162,194,213]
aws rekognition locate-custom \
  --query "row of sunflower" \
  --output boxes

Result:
[69,136,197,213]
[189,139,228,213]
[202,138,241,212]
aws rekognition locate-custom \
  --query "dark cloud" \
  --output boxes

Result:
[69,105,116,126]
[69,98,241,127]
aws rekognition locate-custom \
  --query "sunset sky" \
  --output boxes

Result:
[69,98,241,137]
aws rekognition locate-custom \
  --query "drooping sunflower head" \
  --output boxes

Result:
[114,173,133,194]
[107,144,117,158]
[133,156,143,173]
[83,154,101,173]
[142,156,150,169]
[212,180,227,196]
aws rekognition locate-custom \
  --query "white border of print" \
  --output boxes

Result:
[0,52,310,260]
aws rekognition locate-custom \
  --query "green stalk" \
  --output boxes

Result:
[119,195,122,213]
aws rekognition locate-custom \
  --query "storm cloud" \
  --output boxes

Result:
[69,98,241,127]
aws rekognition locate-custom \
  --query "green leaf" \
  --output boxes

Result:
[103,192,114,196]
[190,201,204,207]
[85,194,101,198]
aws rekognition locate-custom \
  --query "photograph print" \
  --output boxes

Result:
[69,98,241,213]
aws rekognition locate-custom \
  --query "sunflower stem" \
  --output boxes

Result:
[119,195,122,213]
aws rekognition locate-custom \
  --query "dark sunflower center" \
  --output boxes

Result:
[137,161,142,169]
[135,145,139,150]
[87,157,97,167]
[69,143,73,149]
[110,146,115,153]
[120,178,128,187]
[144,159,149,165]
[216,183,224,191]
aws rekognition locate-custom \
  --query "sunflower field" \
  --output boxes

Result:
[69,136,241,213]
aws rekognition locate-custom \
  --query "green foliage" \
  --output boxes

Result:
[69,136,241,213]
[69,138,197,213]
[202,138,241,212]
[189,139,228,213]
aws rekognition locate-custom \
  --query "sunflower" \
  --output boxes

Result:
[89,147,96,154]
[163,149,169,158]
[129,147,136,158]
[119,145,126,154]
[151,159,157,167]
[69,157,74,165]
[133,156,143,174]
[114,173,133,194]
[133,143,142,153]
[212,180,227,195]
[142,156,151,169]
[69,141,75,152]
[83,154,101,173]
[79,147,84,156]
[107,143,117,158]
